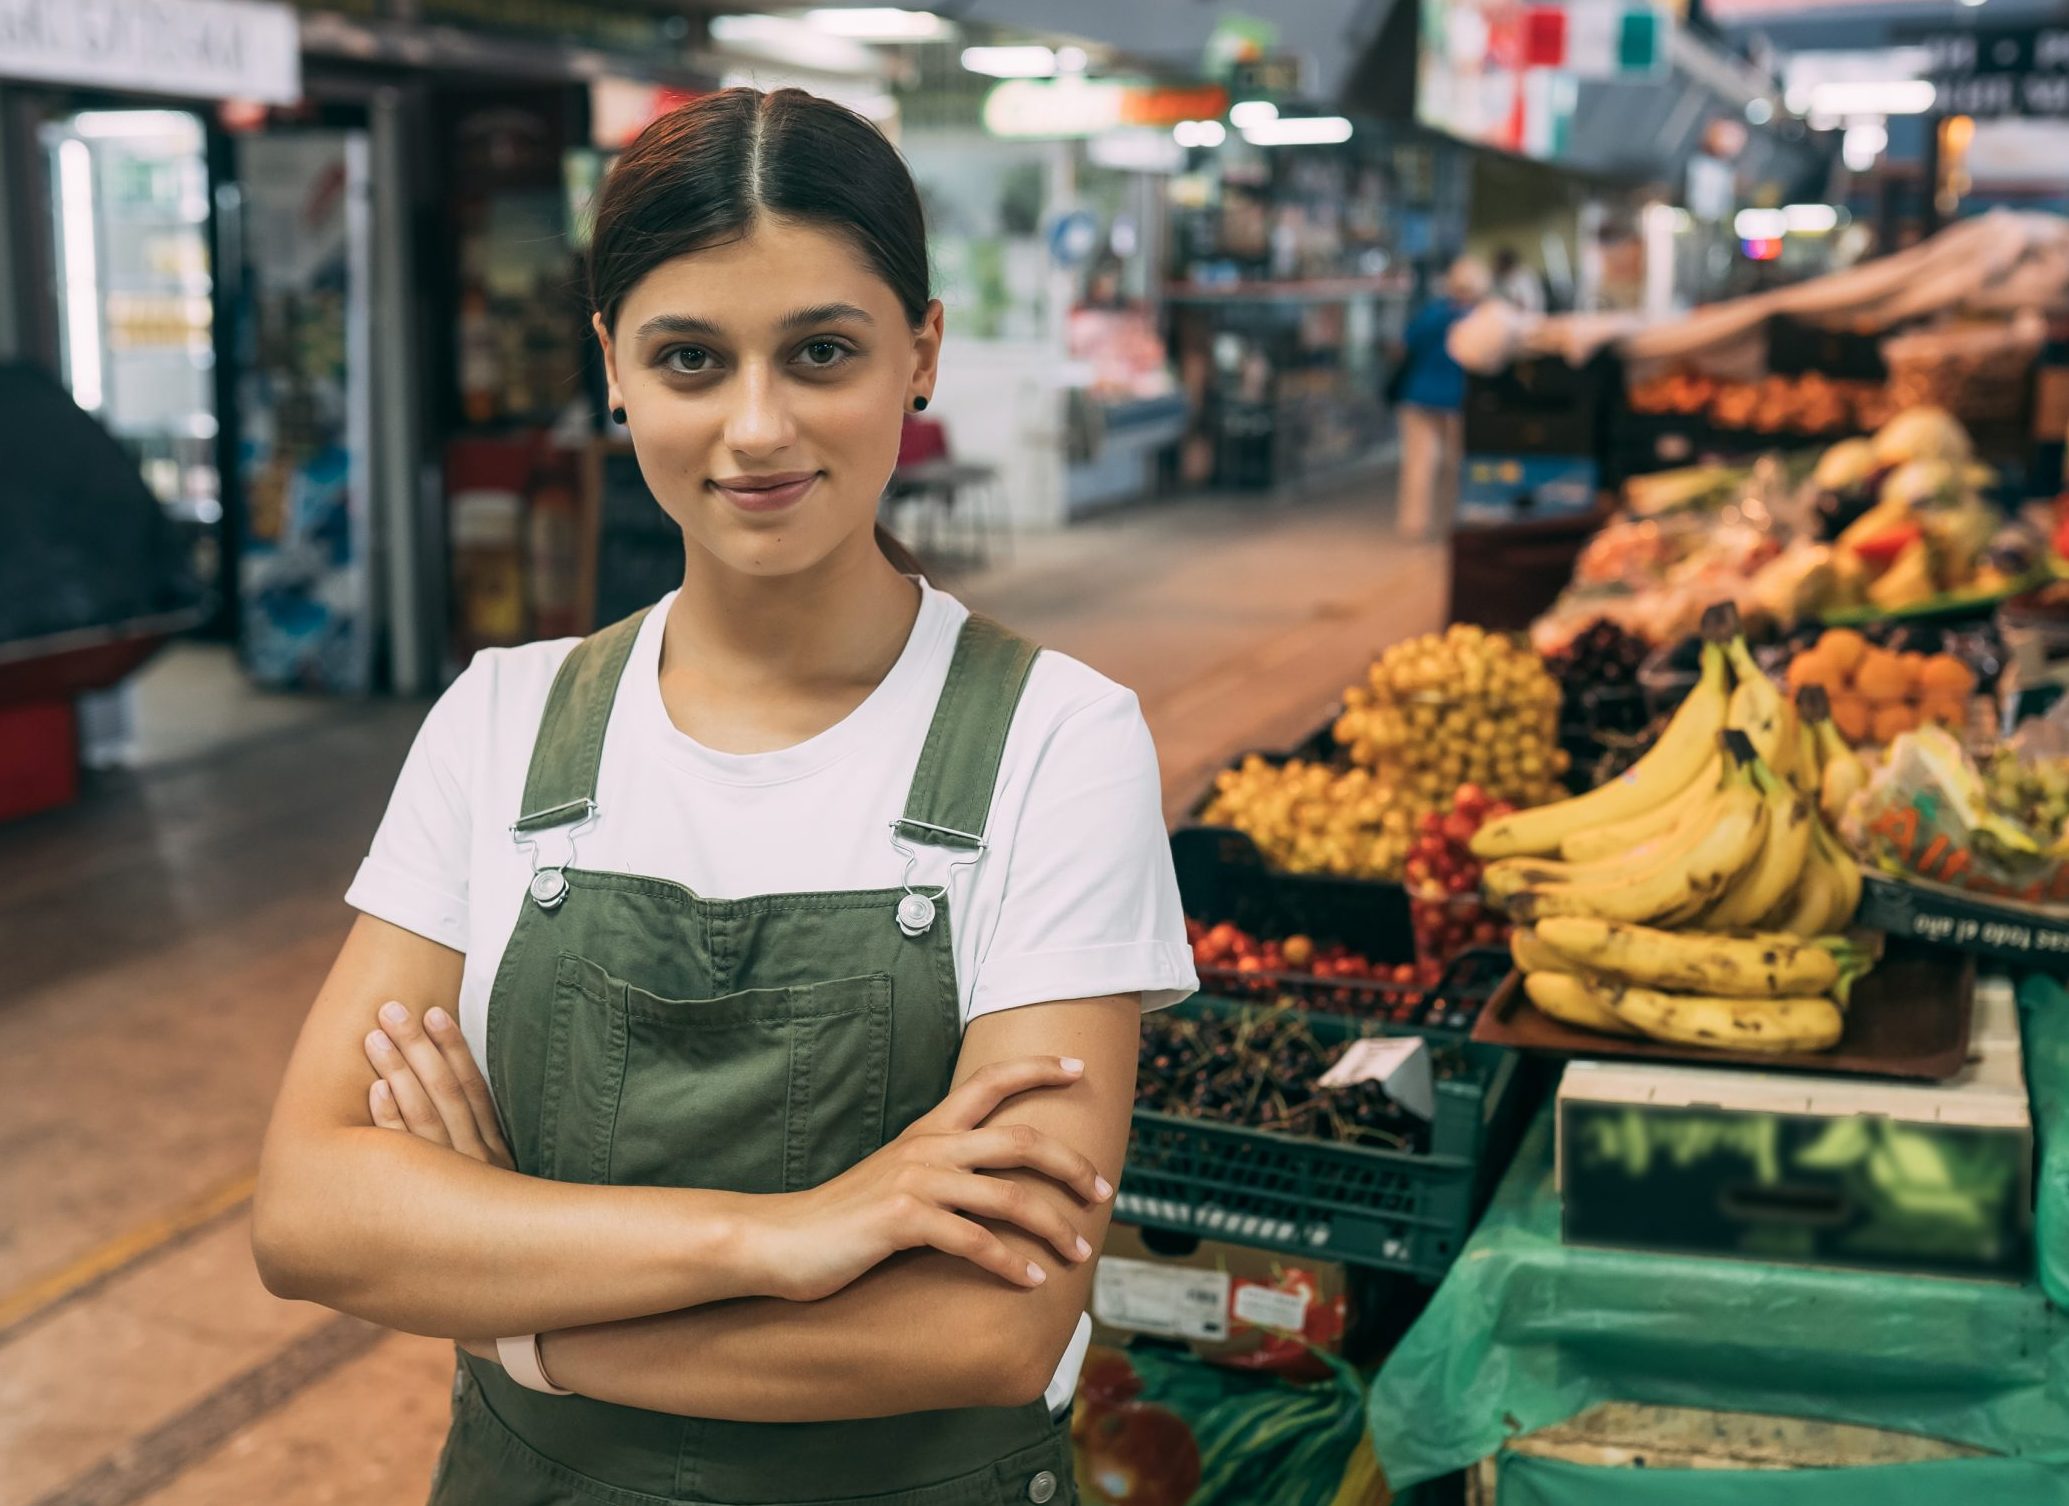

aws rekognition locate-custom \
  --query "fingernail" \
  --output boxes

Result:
[379,1002,406,1027]
[1060,1057,1084,1074]
[368,1030,393,1055]
[1094,1176,1114,1201]
[1026,1262,1047,1285]
[1074,1237,1092,1260]
[426,1007,450,1031]
[371,1081,391,1102]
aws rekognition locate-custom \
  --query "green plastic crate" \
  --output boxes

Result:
[1121,997,1532,1280]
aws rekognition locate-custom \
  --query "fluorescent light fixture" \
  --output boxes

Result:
[1172,118,1227,147]
[1843,120,1889,171]
[56,139,103,413]
[962,45,1057,78]
[801,8,952,39]
[1784,203,1839,233]
[1229,100,1279,129]
[710,15,879,73]
[1734,207,1787,239]
[69,109,201,144]
[1239,115,1352,146]
[1055,45,1089,72]
[1744,97,1773,125]
[1810,80,1936,116]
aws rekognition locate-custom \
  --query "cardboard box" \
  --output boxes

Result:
[1555,977,2032,1281]
[1090,1225,1348,1371]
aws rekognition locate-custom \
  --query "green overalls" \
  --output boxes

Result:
[427,605,1077,1506]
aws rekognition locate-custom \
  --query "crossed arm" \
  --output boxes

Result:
[252,914,1139,1419]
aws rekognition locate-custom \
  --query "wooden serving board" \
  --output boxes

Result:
[1470,941,1976,1081]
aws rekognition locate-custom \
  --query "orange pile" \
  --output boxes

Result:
[1785,628,1977,744]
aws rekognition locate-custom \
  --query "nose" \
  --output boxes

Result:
[722,361,796,459]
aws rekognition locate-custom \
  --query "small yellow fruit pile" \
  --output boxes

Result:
[1201,757,1421,879]
[1335,625,1568,807]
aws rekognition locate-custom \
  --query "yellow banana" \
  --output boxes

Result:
[1486,772,1724,900]
[1809,692,1867,830]
[1510,735,1768,927]
[1791,707,1822,802]
[1703,761,1814,929]
[1607,984,1845,1053]
[1816,820,1863,929]
[1523,970,1641,1036]
[1559,754,1722,862]
[1725,639,1798,785]
[1511,925,1577,975]
[1769,847,1837,937]
[1533,915,1845,997]
[1471,620,1732,860]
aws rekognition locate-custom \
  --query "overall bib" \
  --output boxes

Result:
[427,606,1077,1506]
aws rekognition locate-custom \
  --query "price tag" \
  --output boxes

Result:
[1316,1037,1435,1121]
[1092,1258,1231,1341]
[1231,1282,1311,1334]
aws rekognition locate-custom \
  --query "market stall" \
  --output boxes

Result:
[1098,223,2069,1499]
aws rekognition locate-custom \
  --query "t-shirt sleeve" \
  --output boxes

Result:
[341,659,489,953]
[966,687,1199,1022]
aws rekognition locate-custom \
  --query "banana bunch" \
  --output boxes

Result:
[1513,919,1872,1053]
[1474,605,1865,938]
[1480,603,1878,1055]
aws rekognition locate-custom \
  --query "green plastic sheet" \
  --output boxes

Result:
[1367,1043,2069,1492]
[2023,975,2069,1312]
[1493,1453,2069,1506]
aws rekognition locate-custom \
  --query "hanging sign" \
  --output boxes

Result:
[0,0,301,104]
[1917,25,2069,119]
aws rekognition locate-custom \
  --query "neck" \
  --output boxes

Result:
[660,529,922,694]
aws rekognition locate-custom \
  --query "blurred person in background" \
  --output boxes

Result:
[1493,246,1545,315]
[1390,257,1490,541]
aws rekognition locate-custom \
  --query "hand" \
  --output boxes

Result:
[746,1056,1113,1303]
[363,1000,514,1171]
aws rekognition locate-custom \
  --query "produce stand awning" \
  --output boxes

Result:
[1368,979,2069,1493]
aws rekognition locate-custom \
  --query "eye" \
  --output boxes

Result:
[798,339,855,369]
[660,346,714,374]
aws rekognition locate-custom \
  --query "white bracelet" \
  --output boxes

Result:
[496,1333,574,1396]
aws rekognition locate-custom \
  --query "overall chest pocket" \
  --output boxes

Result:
[540,953,893,1194]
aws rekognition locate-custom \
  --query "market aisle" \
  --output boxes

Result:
[2,479,1438,1506]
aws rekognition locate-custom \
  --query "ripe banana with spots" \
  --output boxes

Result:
[1523,970,1640,1036]
[1530,915,1863,998]
[1803,684,1868,831]
[1470,608,1734,860]
[1725,634,1797,785]
[1605,982,1845,1054]
[1507,733,1768,926]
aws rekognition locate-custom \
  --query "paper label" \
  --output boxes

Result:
[1316,1036,1436,1120]
[1092,1258,1230,1341]
[1231,1282,1311,1334]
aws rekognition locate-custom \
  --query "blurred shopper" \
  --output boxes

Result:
[1493,246,1545,314]
[254,87,1195,1506]
[1391,258,1489,541]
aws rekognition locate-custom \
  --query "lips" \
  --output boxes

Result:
[710,471,820,513]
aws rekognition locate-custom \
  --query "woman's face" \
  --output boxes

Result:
[596,217,942,578]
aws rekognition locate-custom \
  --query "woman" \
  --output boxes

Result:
[252,88,1196,1506]
[1390,258,1490,541]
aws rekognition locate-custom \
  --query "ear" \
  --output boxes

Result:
[910,299,945,406]
[592,311,622,409]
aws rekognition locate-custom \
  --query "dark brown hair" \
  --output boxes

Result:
[589,87,932,577]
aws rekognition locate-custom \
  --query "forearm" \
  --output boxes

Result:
[542,1249,1068,1422]
[252,1128,761,1338]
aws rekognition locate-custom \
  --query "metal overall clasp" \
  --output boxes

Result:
[509,799,600,911]
[887,819,987,937]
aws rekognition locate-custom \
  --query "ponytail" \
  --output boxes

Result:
[875,521,927,581]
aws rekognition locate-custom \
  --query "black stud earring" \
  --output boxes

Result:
[610,406,627,425]
[911,395,929,412]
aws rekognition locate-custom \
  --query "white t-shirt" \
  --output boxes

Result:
[347,577,1197,1073]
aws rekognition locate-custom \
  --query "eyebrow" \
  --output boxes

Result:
[634,303,876,341]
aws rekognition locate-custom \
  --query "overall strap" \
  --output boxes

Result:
[895,612,1042,852]
[512,608,651,833]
